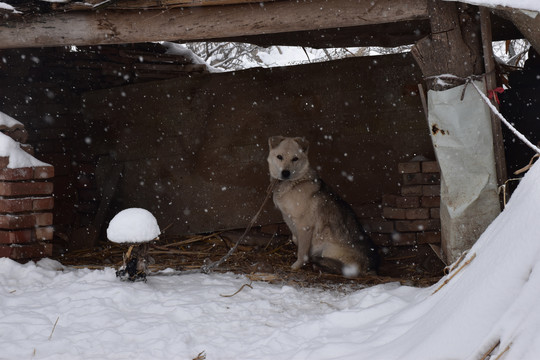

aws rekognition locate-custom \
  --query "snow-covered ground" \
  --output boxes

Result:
[2,158,540,359]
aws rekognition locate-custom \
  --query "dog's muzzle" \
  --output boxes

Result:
[281,170,291,179]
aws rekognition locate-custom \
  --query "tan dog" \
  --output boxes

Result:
[267,136,377,277]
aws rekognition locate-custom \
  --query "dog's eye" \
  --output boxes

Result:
[277,155,283,160]
[292,156,299,162]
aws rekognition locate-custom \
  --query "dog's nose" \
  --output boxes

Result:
[281,170,291,179]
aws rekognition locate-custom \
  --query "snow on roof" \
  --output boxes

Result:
[445,0,540,12]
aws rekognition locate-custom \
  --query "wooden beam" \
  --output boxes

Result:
[480,7,507,186]
[495,8,540,55]
[0,0,428,49]
[220,20,432,48]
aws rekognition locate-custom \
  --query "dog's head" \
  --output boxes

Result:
[267,136,310,181]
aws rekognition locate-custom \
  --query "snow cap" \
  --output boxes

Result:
[107,208,161,244]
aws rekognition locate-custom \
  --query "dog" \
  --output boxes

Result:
[267,136,377,277]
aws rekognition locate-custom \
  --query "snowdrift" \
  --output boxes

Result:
[361,157,540,360]
[1,162,539,359]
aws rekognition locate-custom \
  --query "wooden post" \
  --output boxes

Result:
[411,1,501,264]
[480,6,508,187]
[411,0,483,84]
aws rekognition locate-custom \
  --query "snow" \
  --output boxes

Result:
[0,2,19,13]
[0,112,50,169]
[162,42,222,73]
[446,0,540,12]
[107,208,161,243]
[2,160,540,359]
[0,110,24,129]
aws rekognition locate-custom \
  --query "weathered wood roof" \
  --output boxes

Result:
[0,0,523,49]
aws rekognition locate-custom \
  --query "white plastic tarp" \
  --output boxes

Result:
[427,80,501,263]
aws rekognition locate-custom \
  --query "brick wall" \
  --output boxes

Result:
[364,159,441,248]
[0,140,54,260]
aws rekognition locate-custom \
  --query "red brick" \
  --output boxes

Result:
[19,144,34,156]
[401,185,423,196]
[0,245,12,257]
[430,207,440,219]
[33,197,54,211]
[0,157,9,169]
[391,232,417,246]
[417,231,441,244]
[0,167,33,181]
[35,226,54,241]
[421,161,440,173]
[0,230,33,244]
[34,166,54,179]
[10,242,52,260]
[403,173,440,186]
[422,185,440,196]
[0,181,53,196]
[35,213,53,226]
[0,214,36,229]
[363,219,395,233]
[382,207,406,219]
[421,196,440,208]
[0,198,33,213]
[395,219,441,232]
[398,162,421,174]
[405,208,430,220]
[395,196,420,209]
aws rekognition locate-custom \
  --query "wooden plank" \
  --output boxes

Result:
[0,0,428,49]
[480,6,507,186]
[64,0,277,10]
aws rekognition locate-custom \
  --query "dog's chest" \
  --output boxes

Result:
[273,179,319,217]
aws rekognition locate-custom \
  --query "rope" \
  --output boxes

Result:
[149,179,278,277]
[468,80,540,155]
[200,179,278,273]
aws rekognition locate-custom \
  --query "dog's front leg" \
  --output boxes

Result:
[291,226,312,270]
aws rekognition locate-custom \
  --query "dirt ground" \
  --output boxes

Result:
[54,227,445,290]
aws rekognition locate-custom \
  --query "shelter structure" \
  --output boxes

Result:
[0,0,539,267]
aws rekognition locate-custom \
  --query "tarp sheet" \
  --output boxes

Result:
[427,81,501,263]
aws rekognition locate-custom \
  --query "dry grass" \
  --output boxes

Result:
[55,231,443,290]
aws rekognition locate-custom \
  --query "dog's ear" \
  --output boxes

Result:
[293,137,309,153]
[268,136,285,149]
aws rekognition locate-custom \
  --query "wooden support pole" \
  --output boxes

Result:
[480,6,507,187]
[411,1,501,264]
[411,0,483,87]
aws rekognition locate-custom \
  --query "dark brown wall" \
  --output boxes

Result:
[80,53,433,236]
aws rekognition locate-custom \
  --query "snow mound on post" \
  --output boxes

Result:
[107,208,160,244]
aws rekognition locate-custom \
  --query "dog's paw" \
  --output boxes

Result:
[291,260,303,270]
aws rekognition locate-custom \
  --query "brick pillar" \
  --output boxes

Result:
[0,161,54,260]
[376,159,442,246]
